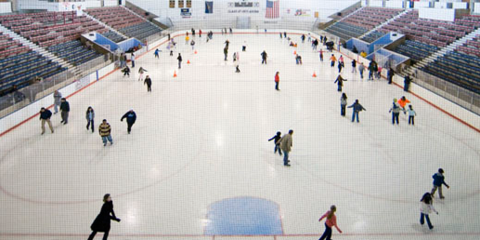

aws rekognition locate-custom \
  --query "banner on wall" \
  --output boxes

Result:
[205,1,213,14]
[181,8,191,18]
[60,2,85,15]
[285,9,311,17]
[227,1,260,14]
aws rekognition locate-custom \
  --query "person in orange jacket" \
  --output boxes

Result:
[397,96,410,112]
[330,54,336,67]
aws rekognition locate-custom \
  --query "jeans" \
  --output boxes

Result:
[54,103,59,113]
[274,145,282,155]
[131,60,135,68]
[319,223,332,240]
[360,70,364,79]
[275,82,279,90]
[392,113,399,125]
[420,213,433,229]
[88,230,109,240]
[102,135,113,145]
[87,119,94,132]
[337,84,342,92]
[341,104,346,116]
[409,116,415,125]
[283,150,289,165]
[404,83,410,92]
[368,71,374,80]
[178,62,181,69]
[351,111,359,122]
[330,61,335,67]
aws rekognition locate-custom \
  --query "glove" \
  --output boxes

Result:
[116,218,121,222]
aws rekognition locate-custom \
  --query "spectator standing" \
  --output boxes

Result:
[387,67,394,84]
[60,98,70,124]
[279,130,294,167]
[404,75,412,92]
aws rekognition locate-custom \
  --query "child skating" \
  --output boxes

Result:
[431,168,450,199]
[420,192,438,230]
[318,205,342,240]
[268,131,282,156]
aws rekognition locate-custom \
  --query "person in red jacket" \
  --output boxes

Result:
[318,205,342,240]
[275,71,280,91]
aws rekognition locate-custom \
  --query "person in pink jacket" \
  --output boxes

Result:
[318,205,342,240]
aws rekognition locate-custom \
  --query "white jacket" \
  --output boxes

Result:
[420,202,437,215]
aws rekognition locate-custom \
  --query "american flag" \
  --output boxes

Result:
[265,0,279,19]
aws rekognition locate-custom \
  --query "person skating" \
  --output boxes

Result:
[224,40,230,49]
[233,52,237,62]
[229,27,233,34]
[348,99,366,123]
[261,50,268,64]
[199,29,202,37]
[295,54,302,65]
[138,67,147,81]
[224,47,228,61]
[122,66,130,77]
[191,28,195,36]
[368,60,377,80]
[121,109,137,134]
[337,58,344,73]
[190,40,195,51]
[319,49,323,62]
[340,93,347,116]
[154,49,160,58]
[274,71,280,91]
[60,98,70,124]
[185,34,190,45]
[268,131,282,156]
[144,75,152,92]
[329,54,336,67]
[404,74,412,92]
[39,107,54,134]
[53,90,62,114]
[86,106,95,133]
[334,74,347,92]
[318,205,342,240]
[279,32,282,39]
[99,119,113,146]
[283,32,287,38]
[407,105,416,125]
[88,194,120,240]
[358,62,365,79]
[177,53,182,69]
[431,168,450,199]
[301,34,305,43]
[420,192,438,230]
[279,130,294,167]
[387,67,394,84]
[235,65,241,73]
[351,59,357,73]
[389,98,401,125]
[397,96,410,112]
[242,41,247,51]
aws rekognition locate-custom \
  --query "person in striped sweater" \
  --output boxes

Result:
[318,205,342,240]
[99,119,113,146]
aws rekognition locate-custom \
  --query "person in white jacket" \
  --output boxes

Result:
[420,192,438,230]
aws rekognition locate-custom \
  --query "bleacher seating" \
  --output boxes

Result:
[102,30,125,43]
[394,40,439,63]
[85,6,161,41]
[421,35,480,94]
[0,11,121,47]
[326,7,403,41]
[361,30,385,43]
[47,40,102,66]
[0,32,66,96]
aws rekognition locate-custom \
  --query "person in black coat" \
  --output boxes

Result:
[268,131,282,156]
[404,74,412,92]
[261,51,268,64]
[388,68,395,84]
[39,107,54,134]
[60,98,70,124]
[88,194,120,240]
[177,53,182,69]
[121,109,137,134]
[144,75,152,92]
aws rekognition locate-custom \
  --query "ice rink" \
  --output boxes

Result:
[1,31,480,240]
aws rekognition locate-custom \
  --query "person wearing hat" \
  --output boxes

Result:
[88,194,121,240]
[99,119,113,146]
[121,109,137,134]
[431,168,450,199]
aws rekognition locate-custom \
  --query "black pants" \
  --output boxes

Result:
[88,230,109,240]
[392,113,399,125]
[147,85,151,92]
[127,122,134,134]
[87,119,94,132]
[409,116,415,125]
[242,46,246,51]
[123,72,129,77]
[388,76,393,84]
[341,104,346,116]
[337,84,342,92]
[319,223,332,240]
[262,59,267,64]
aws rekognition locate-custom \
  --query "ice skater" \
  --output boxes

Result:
[138,67,147,81]
[235,65,241,73]
[177,53,182,69]
[295,54,302,65]
[154,49,160,58]
[86,106,95,133]
[242,41,247,51]
[60,98,69,124]
[389,98,401,125]
[122,66,130,77]
[261,50,268,64]
[329,54,336,67]
[144,75,152,92]
[351,59,357,73]
[39,107,54,134]
[190,40,195,51]
[99,119,113,146]
[233,52,237,62]
[268,131,282,156]
[274,71,280,91]
[279,130,294,167]
[348,99,366,123]
[88,194,120,240]
[121,109,137,134]
[420,192,438,230]
[334,74,347,92]
[337,56,344,73]
[224,47,228,61]
[358,62,365,79]
[318,205,342,240]
[319,49,323,62]
[431,168,450,199]
[340,93,347,116]
[407,105,416,125]
[397,96,410,112]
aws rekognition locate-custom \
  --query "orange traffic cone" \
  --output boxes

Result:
[312,71,317,78]
[187,60,190,64]
[173,71,177,77]
[294,50,296,55]
[194,50,198,54]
